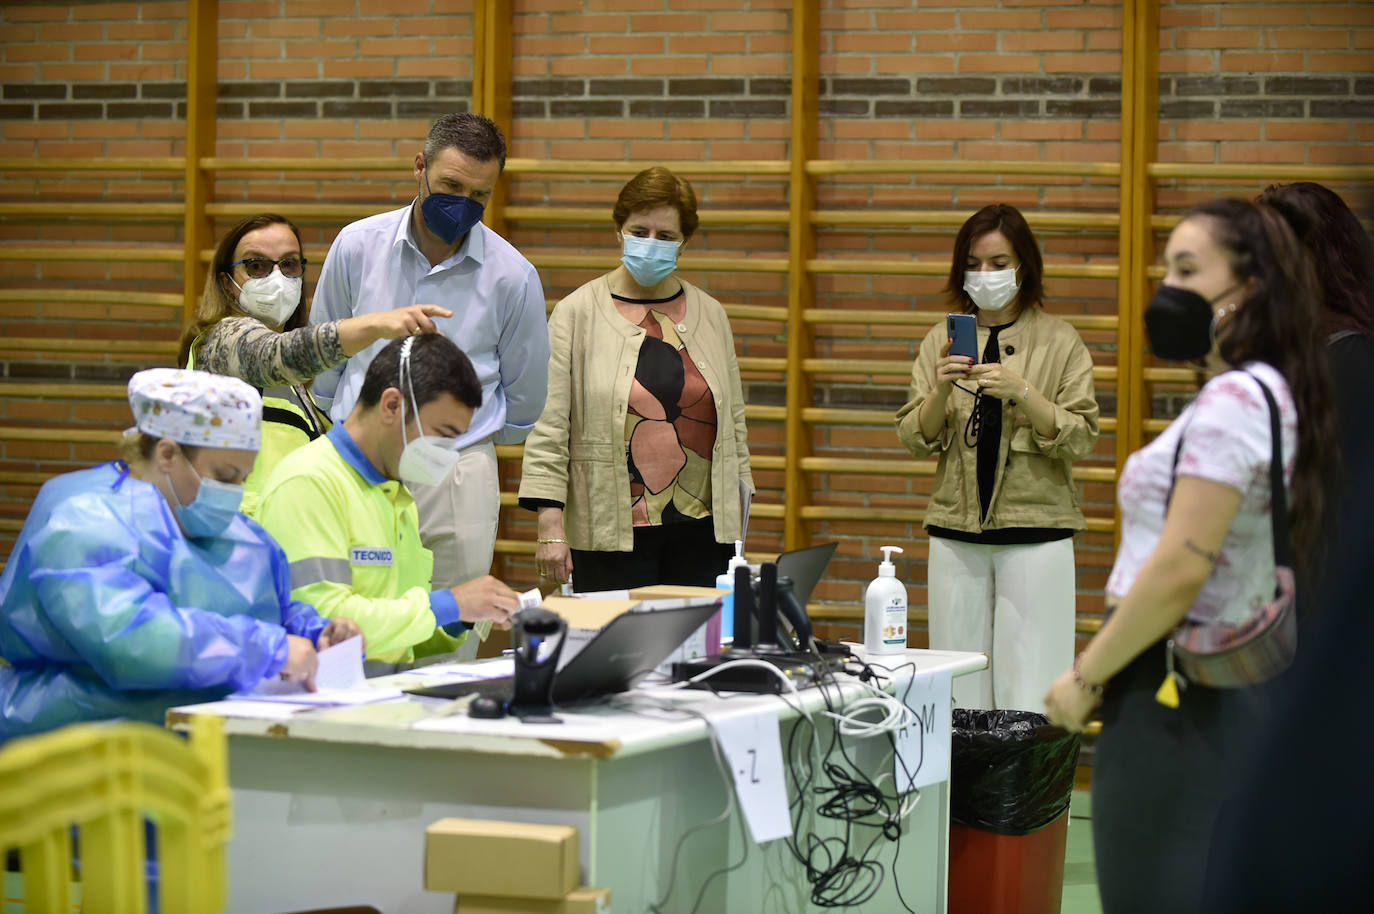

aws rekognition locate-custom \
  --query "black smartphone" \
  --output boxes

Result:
[946,312,979,363]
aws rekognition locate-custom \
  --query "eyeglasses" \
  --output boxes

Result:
[229,255,307,279]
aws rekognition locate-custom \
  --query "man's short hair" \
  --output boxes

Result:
[423,113,507,171]
[357,335,482,412]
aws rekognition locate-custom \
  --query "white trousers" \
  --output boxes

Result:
[410,438,500,659]
[927,536,1076,712]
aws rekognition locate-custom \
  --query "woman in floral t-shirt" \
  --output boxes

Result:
[1044,199,1337,913]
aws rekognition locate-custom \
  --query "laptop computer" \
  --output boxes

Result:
[404,599,721,707]
[775,541,839,608]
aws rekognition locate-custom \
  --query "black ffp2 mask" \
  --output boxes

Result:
[1145,284,1239,361]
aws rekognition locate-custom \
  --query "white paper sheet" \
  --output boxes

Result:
[233,636,402,705]
[405,658,515,680]
[315,634,367,690]
[708,707,792,844]
[891,667,953,792]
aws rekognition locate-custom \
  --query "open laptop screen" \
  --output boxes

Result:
[775,541,839,608]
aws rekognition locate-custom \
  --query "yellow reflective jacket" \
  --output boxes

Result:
[187,338,331,519]
[256,425,462,663]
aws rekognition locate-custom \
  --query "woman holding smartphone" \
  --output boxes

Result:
[895,204,1099,711]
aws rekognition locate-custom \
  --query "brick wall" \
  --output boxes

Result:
[1,0,1369,643]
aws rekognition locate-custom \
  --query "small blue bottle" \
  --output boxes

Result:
[714,539,748,643]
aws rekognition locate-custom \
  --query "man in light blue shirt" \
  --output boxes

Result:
[311,113,549,636]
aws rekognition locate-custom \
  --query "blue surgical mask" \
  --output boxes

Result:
[420,171,485,244]
[621,234,681,287]
[167,454,244,539]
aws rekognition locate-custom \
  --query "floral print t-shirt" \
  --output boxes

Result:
[1107,362,1297,627]
[613,289,717,527]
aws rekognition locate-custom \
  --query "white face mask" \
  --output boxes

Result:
[963,267,1020,312]
[395,337,462,488]
[232,269,302,327]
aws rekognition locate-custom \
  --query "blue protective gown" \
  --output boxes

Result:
[0,461,327,742]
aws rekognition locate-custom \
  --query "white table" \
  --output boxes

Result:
[170,647,986,914]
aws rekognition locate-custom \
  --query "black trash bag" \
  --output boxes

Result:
[949,709,1081,836]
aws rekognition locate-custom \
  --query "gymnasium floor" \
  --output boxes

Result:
[1062,789,1104,914]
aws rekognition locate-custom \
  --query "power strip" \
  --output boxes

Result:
[671,650,847,694]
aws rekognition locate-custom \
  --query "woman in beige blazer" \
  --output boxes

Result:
[519,167,753,591]
[895,204,1099,711]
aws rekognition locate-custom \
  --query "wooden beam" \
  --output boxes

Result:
[785,0,820,551]
[502,159,792,176]
[803,308,1119,331]
[0,247,183,263]
[0,203,184,220]
[183,0,218,332]
[811,209,1121,230]
[1116,0,1159,554]
[807,258,1118,279]
[526,253,790,274]
[806,160,1121,177]
[473,0,513,239]
[1147,163,1374,181]
[0,158,181,173]
[0,339,178,355]
[0,289,183,308]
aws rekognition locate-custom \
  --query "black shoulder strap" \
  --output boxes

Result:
[1243,371,1294,570]
[261,405,318,439]
[1165,370,1292,570]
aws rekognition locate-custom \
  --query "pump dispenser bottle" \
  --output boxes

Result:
[716,540,749,642]
[864,545,908,656]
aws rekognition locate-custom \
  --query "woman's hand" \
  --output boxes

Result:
[933,339,974,393]
[316,618,363,652]
[969,362,1030,402]
[536,540,573,585]
[1043,670,1101,733]
[535,506,573,585]
[338,304,454,355]
[281,634,319,692]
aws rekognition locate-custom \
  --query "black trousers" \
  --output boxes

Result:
[1092,640,1266,914]
[570,516,733,592]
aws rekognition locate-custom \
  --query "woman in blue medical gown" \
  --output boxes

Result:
[0,368,357,742]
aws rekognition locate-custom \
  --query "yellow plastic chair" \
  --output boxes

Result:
[0,715,230,914]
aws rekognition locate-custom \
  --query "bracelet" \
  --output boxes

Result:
[1072,653,1104,696]
[537,537,567,545]
[1021,383,1031,403]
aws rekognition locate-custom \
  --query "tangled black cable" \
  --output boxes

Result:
[623,653,926,912]
[773,656,922,911]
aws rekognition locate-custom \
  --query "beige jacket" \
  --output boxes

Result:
[894,307,1099,532]
[519,275,754,552]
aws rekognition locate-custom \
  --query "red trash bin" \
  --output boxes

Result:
[944,710,1080,914]
[948,811,1070,914]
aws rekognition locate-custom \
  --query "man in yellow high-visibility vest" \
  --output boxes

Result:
[258,334,520,671]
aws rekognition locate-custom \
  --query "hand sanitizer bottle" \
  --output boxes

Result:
[715,540,749,642]
[864,545,908,656]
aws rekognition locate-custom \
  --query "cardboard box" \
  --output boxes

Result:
[630,586,727,670]
[425,818,578,899]
[538,596,639,669]
[541,588,726,673]
[454,886,611,914]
